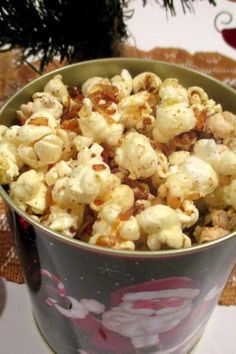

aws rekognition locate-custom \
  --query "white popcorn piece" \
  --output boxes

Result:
[26,182,48,214]
[17,130,63,168]
[17,123,52,145]
[90,184,134,213]
[204,111,236,139]
[89,204,138,250]
[133,72,162,93]
[188,86,209,105]
[56,128,77,161]
[111,69,133,99]
[10,170,48,214]
[147,226,191,251]
[153,150,169,179]
[79,98,123,146]
[0,139,22,184]
[51,177,71,207]
[159,78,189,105]
[115,132,157,179]
[45,160,73,186]
[160,172,193,204]
[136,204,179,234]
[153,103,196,143]
[10,170,41,202]
[26,111,59,129]
[34,134,63,164]
[76,143,120,197]
[118,91,153,129]
[176,200,199,228]
[224,136,236,151]
[136,204,191,250]
[44,74,69,104]
[31,92,63,119]
[119,216,140,241]
[188,86,222,115]
[223,179,236,211]
[193,139,223,170]
[2,125,21,145]
[43,205,84,237]
[17,144,43,169]
[168,151,190,166]
[65,165,101,204]
[178,155,218,198]
[81,77,110,97]
[217,150,236,176]
[0,125,8,137]
[73,135,93,152]
[99,204,122,224]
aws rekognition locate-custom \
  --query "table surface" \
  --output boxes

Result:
[1,1,236,353]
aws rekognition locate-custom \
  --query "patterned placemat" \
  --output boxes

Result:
[0,47,235,305]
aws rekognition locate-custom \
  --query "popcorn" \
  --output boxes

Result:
[2,69,236,251]
[176,200,199,228]
[19,92,63,120]
[0,138,22,184]
[222,179,236,210]
[217,150,236,176]
[136,205,191,250]
[43,205,84,237]
[193,139,222,170]
[115,132,157,179]
[90,184,134,213]
[89,204,138,250]
[81,77,110,97]
[118,91,154,130]
[0,125,8,137]
[27,111,59,129]
[79,98,123,146]
[10,169,48,214]
[159,78,189,105]
[132,72,162,93]
[45,160,73,186]
[17,124,52,145]
[17,130,63,168]
[178,156,218,198]
[204,111,236,139]
[63,166,102,204]
[44,74,69,104]
[194,226,228,244]
[111,69,133,99]
[188,86,209,106]
[153,103,196,143]
[1,125,20,144]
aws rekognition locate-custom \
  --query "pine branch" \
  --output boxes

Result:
[0,0,130,72]
[0,0,217,72]
[144,0,216,16]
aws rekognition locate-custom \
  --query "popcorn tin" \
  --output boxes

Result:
[1,59,236,354]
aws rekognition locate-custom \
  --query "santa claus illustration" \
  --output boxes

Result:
[42,271,220,353]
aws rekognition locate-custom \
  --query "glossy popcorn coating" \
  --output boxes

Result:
[1,69,236,250]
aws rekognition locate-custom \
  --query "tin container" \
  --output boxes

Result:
[1,59,236,354]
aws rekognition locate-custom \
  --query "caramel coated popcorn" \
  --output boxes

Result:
[1,70,236,250]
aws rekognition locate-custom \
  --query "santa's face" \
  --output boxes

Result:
[102,286,199,349]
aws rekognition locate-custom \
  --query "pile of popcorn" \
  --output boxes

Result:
[1,69,236,251]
